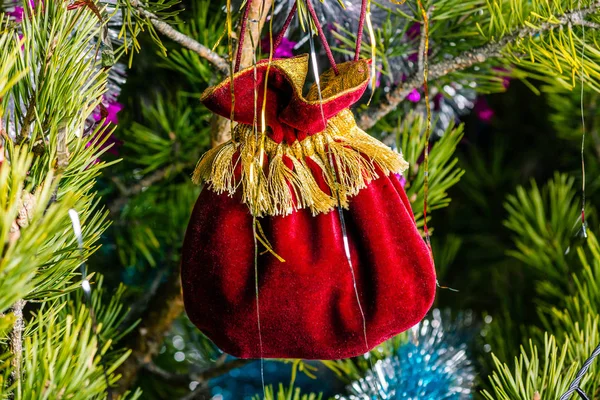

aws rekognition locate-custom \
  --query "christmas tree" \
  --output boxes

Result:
[1,0,600,398]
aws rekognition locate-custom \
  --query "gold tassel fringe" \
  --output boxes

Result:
[193,109,408,217]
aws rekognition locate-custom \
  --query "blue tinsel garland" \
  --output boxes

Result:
[209,311,475,400]
[337,311,475,400]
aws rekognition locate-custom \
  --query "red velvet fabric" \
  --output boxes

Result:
[200,55,370,143]
[181,171,436,360]
[184,56,435,359]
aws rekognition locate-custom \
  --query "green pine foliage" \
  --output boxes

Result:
[504,173,581,284]
[258,385,323,400]
[396,112,465,228]
[483,233,600,398]
[3,0,600,398]
[483,334,578,400]
[158,0,228,86]
[0,1,138,398]
[481,157,600,395]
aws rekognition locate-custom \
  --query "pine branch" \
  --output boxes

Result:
[179,386,211,400]
[129,0,230,75]
[357,2,600,130]
[579,20,600,29]
[178,360,254,400]
[17,96,36,144]
[17,33,58,143]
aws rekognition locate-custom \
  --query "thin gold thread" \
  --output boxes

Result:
[255,220,286,262]
[226,0,235,132]
[417,0,433,252]
[366,0,377,105]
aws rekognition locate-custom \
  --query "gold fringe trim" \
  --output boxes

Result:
[193,109,409,217]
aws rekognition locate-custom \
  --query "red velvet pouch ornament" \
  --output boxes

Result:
[181,54,436,360]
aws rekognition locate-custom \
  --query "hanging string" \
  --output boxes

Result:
[305,0,339,75]
[559,10,595,400]
[230,0,267,394]
[307,21,327,124]
[305,7,373,376]
[226,0,236,128]
[416,0,433,252]
[579,16,588,240]
[250,217,266,396]
[365,1,377,104]
[354,0,368,61]
[68,209,113,400]
[249,42,267,400]
[273,2,297,53]
[234,0,254,73]
[344,2,376,356]
[251,2,277,397]
[334,199,371,354]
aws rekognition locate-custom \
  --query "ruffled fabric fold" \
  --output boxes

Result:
[200,55,370,143]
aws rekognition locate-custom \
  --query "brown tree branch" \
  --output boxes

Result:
[357,2,600,130]
[238,0,274,70]
[115,266,184,394]
[129,0,230,75]
[210,115,233,148]
[579,20,600,29]
[211,0,274,146]
[130,0,276,147]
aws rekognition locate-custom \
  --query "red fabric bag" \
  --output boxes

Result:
[181,55,436,360]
